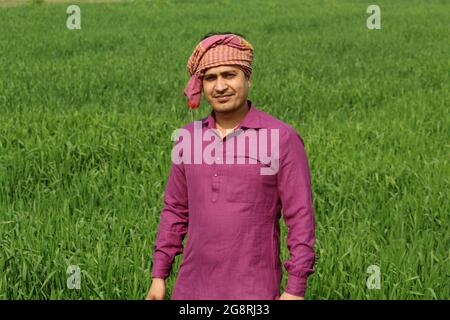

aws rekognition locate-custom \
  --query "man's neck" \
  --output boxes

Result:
[214,101,250,130]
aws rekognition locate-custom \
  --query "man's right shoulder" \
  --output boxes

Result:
[170,118,207,143]
[179,117,207,132]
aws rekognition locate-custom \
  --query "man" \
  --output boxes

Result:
[146,32,316,300]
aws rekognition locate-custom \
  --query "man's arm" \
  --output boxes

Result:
[151,159,189,279]
[277,127,316,299]
[147,143,189,299]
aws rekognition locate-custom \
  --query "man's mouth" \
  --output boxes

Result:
[215,94,233,102]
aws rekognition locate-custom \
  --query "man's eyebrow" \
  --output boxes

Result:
[204,70,237,77]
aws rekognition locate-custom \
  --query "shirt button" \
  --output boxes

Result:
[216,157,220,161]
[214,173,218,177]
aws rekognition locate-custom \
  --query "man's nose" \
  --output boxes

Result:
[215,77,228,92]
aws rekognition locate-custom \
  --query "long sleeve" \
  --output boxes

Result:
[151,145,189,279]
[277,127,316,297]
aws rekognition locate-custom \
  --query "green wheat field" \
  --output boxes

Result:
[0,0,448,299]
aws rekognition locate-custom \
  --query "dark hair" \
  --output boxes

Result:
[201,31,248,41]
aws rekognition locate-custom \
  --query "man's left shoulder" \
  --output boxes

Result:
[256,108,304,143]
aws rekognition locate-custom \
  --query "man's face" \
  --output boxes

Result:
[202,65,251,114]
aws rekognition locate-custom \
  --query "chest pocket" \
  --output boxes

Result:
[225,156,278,204]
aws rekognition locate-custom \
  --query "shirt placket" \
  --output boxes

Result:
[211,131,224,203]
[210,128,244,203]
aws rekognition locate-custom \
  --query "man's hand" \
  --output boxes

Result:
[145,278,166,300]
[279,292,304,300]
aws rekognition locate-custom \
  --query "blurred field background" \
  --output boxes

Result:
[0,0,448,299]
[0,0,123,6]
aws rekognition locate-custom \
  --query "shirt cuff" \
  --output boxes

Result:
[284,273,308,297]
[151,258,172,279]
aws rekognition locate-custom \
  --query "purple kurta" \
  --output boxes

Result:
[151,100,316,300]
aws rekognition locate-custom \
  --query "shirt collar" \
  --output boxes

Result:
[202,100,263,130]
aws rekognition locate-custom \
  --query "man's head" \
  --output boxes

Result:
[202,64,251,115]
[183,32,254,110]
